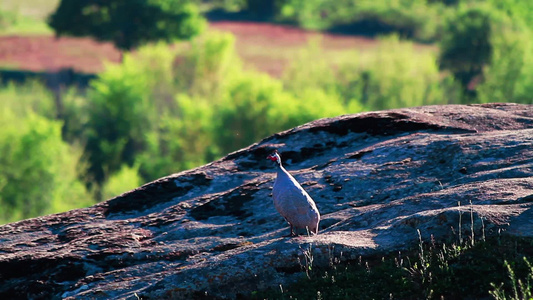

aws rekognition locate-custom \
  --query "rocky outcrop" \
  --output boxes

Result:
[1,103,532,299]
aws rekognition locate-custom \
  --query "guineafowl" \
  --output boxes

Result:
[267,150,320,236]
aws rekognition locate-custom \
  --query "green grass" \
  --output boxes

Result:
[252,235,533,299]
[0,15,53,36]
[0,0,58,35]
[0,0,59,21]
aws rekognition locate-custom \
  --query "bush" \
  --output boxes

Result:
[283,34,446,111]
[60,87,90,144]
[439,4,501,94]
[85,54,155,184]
[277,0,444,41]
[439,2,533,103]
[0,110,90,224]
[137,94,218,180]
[174,31,242,99]
[133,42,181,113]
[83,33,242,183]
[216,72,288,154]
[0,81,57,119]
[282,38,337,96]
[359,35,443,110]
[476,17,533,104]
[216,71,346,155]
[101,164,143,200]
[485,0,533,29]
[272,87,347,125]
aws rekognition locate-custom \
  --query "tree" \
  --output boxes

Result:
[439,5,499,95]
[48,0,206,51]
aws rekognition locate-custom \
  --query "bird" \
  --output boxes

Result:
[267,150,320,236]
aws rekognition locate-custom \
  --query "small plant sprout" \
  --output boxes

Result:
[458,201,463,244]
[470,200,475,246]
[299,243,315,279]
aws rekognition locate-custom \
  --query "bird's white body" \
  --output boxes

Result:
[268,152,320,235]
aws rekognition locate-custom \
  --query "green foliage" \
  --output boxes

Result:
[174,32,241,98]
[87,32,348,182]
[84,33,241,182]
[216,71,345,155]
[60,88,90,144]
[101,164,142,200]
[128,42,181,114]
[288,35,443,111]
[439,4,496,92]
[476,20,533,104]
[48,0,206,51]
[439,2,533,102]
[275,87,346,126]
[261,0,446,42]
[283,35,446,111]
[137,94,218,180]
[0,8,19,30]
[0,0,60,21]
[0,81,57,119]
[362,35,444,109]
[282,38,337,96]
[85,55,154,184]
[484,0,533,29]
[0,107,90,224]
[216,72,290,154]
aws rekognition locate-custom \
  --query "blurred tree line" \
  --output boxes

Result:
[0,0,531,223]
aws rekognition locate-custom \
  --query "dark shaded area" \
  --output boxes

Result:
[204,8,274,23]
[205,9,419,40]
[328,19,415,39]
[308,112,475,136]
[0,256,84,299]
[0,68,96,91]
[190,183,259,221]
[256,236,533,300]
[281,143,328,166]
[104,171,213,216]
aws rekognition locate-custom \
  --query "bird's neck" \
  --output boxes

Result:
[276,164,289,176]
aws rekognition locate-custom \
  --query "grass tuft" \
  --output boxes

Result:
[252,234,533,299]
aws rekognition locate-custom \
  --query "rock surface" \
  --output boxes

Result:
[1,103,532,299]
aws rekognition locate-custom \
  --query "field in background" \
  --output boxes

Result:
[0,21,436,77]
[213,21,436,77]
[0,0,437,77]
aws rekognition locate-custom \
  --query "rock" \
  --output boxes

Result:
[0,103,532,299]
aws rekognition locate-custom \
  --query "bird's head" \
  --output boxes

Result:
[266,150,282,165]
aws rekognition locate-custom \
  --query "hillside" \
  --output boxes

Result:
[0,103,531,299]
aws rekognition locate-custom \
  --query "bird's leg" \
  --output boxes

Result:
[311,226,318,235]
[283,224,296,237]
